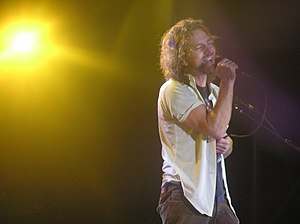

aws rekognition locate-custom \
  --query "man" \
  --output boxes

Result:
[157,18,239,223]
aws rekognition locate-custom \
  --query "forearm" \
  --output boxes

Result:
[206,81,234,139]
[183,58,237,139]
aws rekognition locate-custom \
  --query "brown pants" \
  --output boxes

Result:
[157,182,239,224]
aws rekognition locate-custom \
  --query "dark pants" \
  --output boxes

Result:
[157,182,239,224]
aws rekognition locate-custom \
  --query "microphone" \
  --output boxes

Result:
[213,57,254,79]
[201,56,255,81]
[233,96,256,112]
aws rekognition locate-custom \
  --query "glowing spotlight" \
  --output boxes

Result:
[0,19,60,71]
[12,31,36,53]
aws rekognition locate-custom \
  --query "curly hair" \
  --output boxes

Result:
[160,18,218,83]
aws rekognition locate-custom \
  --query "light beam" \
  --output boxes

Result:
[12,31,36,53]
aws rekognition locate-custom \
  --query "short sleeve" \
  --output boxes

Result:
[159,80,204,123]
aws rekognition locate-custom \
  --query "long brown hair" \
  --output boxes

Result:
[160,18,219,84]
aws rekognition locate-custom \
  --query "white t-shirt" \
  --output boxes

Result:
[158,74,236,217]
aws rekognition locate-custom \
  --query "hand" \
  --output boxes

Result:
[216,136,233,159]
[215,58,238,82]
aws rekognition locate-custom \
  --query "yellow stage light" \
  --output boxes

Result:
[0,19,59,71]
[12,31,36,53]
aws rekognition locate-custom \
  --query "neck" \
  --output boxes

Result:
[186,67,208,87]
[194,74,207,87]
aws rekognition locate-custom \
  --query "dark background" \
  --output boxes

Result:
[0,1,299,223]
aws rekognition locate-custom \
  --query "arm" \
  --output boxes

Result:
[183,59,238,139]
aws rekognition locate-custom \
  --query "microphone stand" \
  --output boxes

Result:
[231,72,299,223]
[232,96,300,153]
[228,71,299,152]
[232,95,300,224]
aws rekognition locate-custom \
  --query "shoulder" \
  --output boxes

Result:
[159,79,192,97]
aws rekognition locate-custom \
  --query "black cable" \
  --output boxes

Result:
[229,72,300,152]
[230,72,267,138]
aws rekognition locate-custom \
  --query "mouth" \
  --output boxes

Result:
[202,55,214,64]
[200,55,216,74]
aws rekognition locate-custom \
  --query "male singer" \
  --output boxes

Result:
[157,18,239,223]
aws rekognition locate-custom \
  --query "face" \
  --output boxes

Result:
[185,28,216,75]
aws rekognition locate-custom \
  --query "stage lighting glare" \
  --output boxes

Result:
[12,31,36,53]
[0,19,59,71]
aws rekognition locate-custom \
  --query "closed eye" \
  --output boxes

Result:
[194,44,204,50]
[207,40,214,45]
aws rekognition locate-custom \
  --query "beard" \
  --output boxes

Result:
[199,62,215,75]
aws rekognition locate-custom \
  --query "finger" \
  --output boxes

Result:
[216,147,226,154]
[216,143,227,151]
[216,141,229,150]
[216,146,227,154]
[217,138,229,144]
[218,58,238,69]
[217,144,227,149]
[220,58,230,63]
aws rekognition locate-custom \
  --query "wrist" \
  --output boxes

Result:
[220,80,235,90]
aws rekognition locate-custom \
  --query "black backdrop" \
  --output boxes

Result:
[0,1,299,223]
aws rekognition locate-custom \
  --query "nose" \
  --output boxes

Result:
[204,44,214,55]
